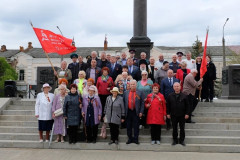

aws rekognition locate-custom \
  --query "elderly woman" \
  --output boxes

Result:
[104,87,125,145]
[82,78,98,97]
[35,83,54,143]
[82,86,102,143]
[63,84,81,144]
[176,61,191,91]
[145,83,166,145]
[54,78,70,95]
[96,67,114,120]
[73,71,87,95]
[52,85,67,143]
[137,70,153,129]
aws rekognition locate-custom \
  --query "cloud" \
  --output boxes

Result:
[0,0,239,49]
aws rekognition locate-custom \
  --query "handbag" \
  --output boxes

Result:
[54,108,63,117]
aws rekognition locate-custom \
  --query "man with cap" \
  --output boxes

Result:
[176,52,184,63]
[68,53,79,84]
[129,49,138,66]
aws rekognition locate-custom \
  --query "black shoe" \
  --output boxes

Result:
[108,140,114,145]
[210,99,213,103]
[205,99,209,102]
[180,141,186,146]
[186,121,195,123]
[92,140,96,144]
[115,140,119,145]
[135,140,140,145]
[172,141,177,146]
[126,140,132,144]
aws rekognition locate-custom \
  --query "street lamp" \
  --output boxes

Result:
[222,18,229,67]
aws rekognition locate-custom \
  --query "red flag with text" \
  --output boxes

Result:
[200,29,209,78]
[33,27,76,55]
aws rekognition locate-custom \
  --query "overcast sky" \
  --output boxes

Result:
[0,0,239,49]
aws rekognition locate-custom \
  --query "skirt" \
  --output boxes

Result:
[38,120,54,131]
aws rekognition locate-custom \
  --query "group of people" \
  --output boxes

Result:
[35,49,216,146]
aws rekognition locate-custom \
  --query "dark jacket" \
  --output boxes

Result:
[97,59,110,68]
[68,63,79,84]
[123,90,144,116]
[166,92,190,117]
[203,61,216,81]
[128,65,141,81]
[169,62,180,73]
[78,62,88,72]
[86,67,102,84]
[87,58,100,68]
[160,77,180,99]
[107,63,122,81]
[63,93,81,126]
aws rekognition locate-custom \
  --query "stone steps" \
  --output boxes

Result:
[0,140,240,153]
[0,133,240,145]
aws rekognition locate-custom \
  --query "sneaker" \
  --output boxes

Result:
[156,141,161,145]
[151,141,155,145]
[45,140,49,142]
[39,139,43,143]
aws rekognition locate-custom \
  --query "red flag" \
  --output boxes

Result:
[33,27,76,55]
[200,29,209,78]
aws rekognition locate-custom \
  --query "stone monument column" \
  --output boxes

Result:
[127,0,153,59]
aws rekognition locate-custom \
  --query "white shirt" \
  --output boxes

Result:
[35,92,54,120]
[155,60,164,70]
[183,59,196,70]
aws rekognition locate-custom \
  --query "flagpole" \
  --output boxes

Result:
[30,21,59,79]
[56,26,64,62]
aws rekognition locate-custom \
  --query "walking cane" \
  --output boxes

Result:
[49,121,55,147]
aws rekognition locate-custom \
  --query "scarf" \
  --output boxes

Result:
[78,78,84,94]
[101,75,109,82]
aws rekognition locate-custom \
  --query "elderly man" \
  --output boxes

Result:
[167,82,190,146]
[138,52,149,66]
[115,65,133,85]
[107,56,122,81]
[155,61,169,86]
[155,53,164,70]
[118,52,128,66]
[54,61,72,86]
[127,58,140,81]
[183,69,203,123]
[183,51,196,70]
[87,51,100,68]
[148,57,156,82]
[123,80,144,145]
[97,52,110,68]
[86,60,102,84]
[169,54,180,74]
[78,55,88,72]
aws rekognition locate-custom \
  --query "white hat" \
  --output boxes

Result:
[41,83,52,91]
[110,87,120,94]
[88,85,96,91]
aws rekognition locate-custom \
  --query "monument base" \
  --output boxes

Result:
[221,64,240,99]
[127,36,153,59]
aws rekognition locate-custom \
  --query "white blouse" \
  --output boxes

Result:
[35,92,54,120]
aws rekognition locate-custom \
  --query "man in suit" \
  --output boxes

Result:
[107,56,122,81]
[167,82,190,146]
[86,60,102,84]
[118,52,128,66]
[123,80,144,145]
[97,52,110,68]
[68,53,79,84]
[78,55,88,72]
[127,58,141,81]
[87,51,100,68]
[161,69,180,130]
[129,49,138,66]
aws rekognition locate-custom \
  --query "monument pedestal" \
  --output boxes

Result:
[221,64,240,99]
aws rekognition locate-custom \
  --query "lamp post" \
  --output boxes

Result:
[222,18,229,68]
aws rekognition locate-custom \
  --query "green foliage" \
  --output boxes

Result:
[214,78,222,98]
[192,36,203,59]
[0,57,18,97]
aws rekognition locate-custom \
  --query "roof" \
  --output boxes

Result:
[0,50,20,58]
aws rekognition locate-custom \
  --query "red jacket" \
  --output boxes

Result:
[145,93,166,125]
[96,76,114,95]
[176,69,190,91]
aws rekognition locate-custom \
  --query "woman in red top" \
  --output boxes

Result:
[176,61,190,91]
[145,83,166,145]
[96,67,114,121]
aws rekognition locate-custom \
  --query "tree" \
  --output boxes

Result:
[0,57,18,97]
[192,36,203,59]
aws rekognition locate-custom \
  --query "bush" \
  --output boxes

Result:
[0,57,18,97]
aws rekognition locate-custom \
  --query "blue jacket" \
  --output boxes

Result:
[128,65,141,81]
[123,90,144,116]
[160,77,180,99]
[107,63,122,81]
